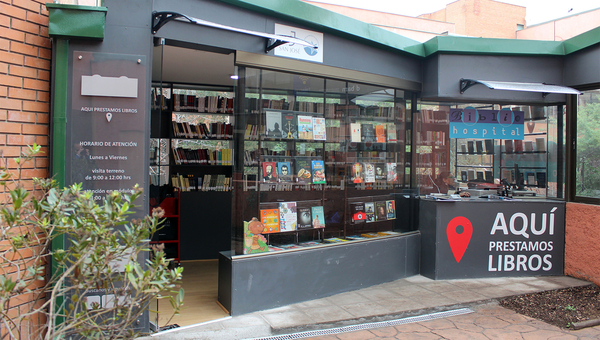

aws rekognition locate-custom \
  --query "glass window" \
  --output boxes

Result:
[233,68,414,256]
[576,89,600,199]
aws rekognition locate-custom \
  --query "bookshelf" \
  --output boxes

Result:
[414,109,450,194]
[499,109,549,193]
[150,84,234,260]
[239,73,409,254]
[454,138,496,183]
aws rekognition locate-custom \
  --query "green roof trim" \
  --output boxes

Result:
[214,0,425,57]
[563,26,600,54]
[215,0,600,59]
[423,36,564,57]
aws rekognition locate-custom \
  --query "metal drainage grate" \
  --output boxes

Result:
[246,308,473,340]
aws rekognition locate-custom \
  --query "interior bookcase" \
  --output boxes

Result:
[237,69,413,255]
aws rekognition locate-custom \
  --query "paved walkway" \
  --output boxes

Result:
[147,275,596,340]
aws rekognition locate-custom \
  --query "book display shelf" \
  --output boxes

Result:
[454,138,495,184]
[499,106,549,195]
[414,109,450,194]
[150,84,234,260]
[239,69,411,255]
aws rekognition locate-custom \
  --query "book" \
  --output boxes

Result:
[375,201,387,221]
[312,117,326,140]
[296,159,312,183]
[364,163,375,183]
[536,172,546,188]
[536,137,546,152]
[297,115,313,139]
[485,170,494,182]
[265,111,283,138]
[282,112,297,139]
[485,139,493,154]
[461,144,467,153]
[526,172,536,186]
[350,123,361,143]
[476,171,484,181]
[361,124,375,143]
[311,160,326,184]
[386,123,397,142]
[386,163,397,182]
[277,162,292,182]
[350,202,366,224]
[375,124,386,143]
[386,200,396,220]
[365,202,375,223]
[375,163,386,181]
[461,170,468,182]
[311,206,325,228]
[476,141,484,154]
[514,140,524,152]
[260,208,280,233]
[351,162,364,183]
[524,140,534,152]
[467,141,475,154]
[297,207,313,229]
[504,140,514,153]
[262,162,277,182]
[468,169,476,181]
[278,202,297,231]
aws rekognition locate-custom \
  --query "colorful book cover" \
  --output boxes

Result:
[265,111,283,138]
[297,207,313,229]
[386,123,397,142]
[282,112,297,139]
[365,202,375,223]
[386,163,397,182]
[375,163,386,181]
[361,124,375,143]
[277,161,292,182]
[278,201,297,231]
[350,123,361,143]
[364,163,375,183]
[350,202,366,224]
[312,117,326,140]
[297,115,313,140]
[311,160,326,184]
[375,124,386,143]
[375,201,387,221]
[262,162,277,182]
[311,206,325,228]
[243,219,269,254]
[386,200,396,220]
[296,159,312,183]
[351,162,364,183]
[260,208,280,233]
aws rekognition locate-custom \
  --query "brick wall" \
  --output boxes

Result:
[565,203,600,286]
[0,0,51,338]
[0,0,50,193]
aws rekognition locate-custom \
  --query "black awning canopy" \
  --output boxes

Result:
[460,79,581,98]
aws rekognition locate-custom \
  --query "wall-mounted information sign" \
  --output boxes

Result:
[70,52,146,201]
[449,107,524,140]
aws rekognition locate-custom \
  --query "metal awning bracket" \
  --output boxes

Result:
[153,12,187,34]
[266,38,288,53]
[460,79,477,94]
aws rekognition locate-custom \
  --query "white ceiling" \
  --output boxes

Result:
[152,45,236,86]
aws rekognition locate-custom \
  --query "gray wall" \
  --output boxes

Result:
[564,44,600,88]
[151,0,422,84]
[423,54,568,104]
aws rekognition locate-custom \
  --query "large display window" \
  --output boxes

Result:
[233,68,414,255]
[415,102,564,199]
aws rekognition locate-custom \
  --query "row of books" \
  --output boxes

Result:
[244,124,265,140]
[246,98,329,114]
[171,173,232,191]
[350,123,397,143]
[416,130,446,145]
[460,170,494,183]
[260,203,325,233]
[501,169,546,187]
[265,111,327,140]
[504,138,546,153]
[419,110,449,124]
[350,162,398,183]
[326,231,401,243]
[172,121,233,139]
[326,105,400,119]
[262,160,326,184]
[173,94,234,113]
[268,241,323,252]
[415,152,447,168]
[349,200,396,224]
[461,140,494,154]
[172,147,233,165]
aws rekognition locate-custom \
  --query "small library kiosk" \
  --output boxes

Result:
[46,0,600,325]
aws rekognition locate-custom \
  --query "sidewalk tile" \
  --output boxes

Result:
[432,328,490,340]
[521,330,576,339]
[301,305,355,324]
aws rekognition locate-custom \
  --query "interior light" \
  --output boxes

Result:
[230,74,239,80]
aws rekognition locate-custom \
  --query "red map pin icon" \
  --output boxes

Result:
[446,216,473,263]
